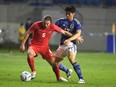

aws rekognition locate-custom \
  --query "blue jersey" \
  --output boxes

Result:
[55,17,82,45]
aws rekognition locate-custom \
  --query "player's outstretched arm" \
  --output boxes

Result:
[64,30,81,45]
[20,30,31,53]
[61,30,73,37]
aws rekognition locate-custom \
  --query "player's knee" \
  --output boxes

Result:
[69,57,76,64]
[70,60,75,64]
[47,59,56,67]
[55,57,62,64]
[27,51,34,57]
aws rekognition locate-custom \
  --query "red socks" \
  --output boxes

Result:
[52,65,60,80]
[27,56,35,72]
[27,56,60,80]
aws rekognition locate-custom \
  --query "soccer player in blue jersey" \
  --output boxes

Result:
[55,6,85,83]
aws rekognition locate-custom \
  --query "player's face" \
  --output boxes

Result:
[43,20,51,28]
[66,11,75,21]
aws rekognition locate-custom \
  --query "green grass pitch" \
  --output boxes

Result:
[0,50,116,87]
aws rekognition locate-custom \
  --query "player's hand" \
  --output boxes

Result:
[77,36,84,44]
[64,39,71,46]
[20,44,25,53]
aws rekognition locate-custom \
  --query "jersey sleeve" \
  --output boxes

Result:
[55,19,61,27]
[28,22,36,33]
[52,24,62,33]
[74,19,82,30]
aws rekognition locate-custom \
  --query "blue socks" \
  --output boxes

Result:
[59,62,84,80]
[59,63,69,74]
[73,62,83,79]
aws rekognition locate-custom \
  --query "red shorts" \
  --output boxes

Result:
[28,44,54,59]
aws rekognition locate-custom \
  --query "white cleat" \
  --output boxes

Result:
[66,69,73,80]
[58,77,68,82]
[31,72,36,79]
[78,79,85,84]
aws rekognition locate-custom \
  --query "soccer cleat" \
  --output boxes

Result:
[78,79,85,84]
[66,69,73,80]
[58,77,68,82]
[31,72,36,79]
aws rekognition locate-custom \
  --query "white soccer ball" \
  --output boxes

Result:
[20,71,32,81]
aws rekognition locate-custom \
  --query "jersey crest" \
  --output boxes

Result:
[70,24,74,29]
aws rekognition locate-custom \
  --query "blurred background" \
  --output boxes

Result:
[0,0,116,53]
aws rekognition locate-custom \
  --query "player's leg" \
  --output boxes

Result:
[59,62,73,80]
[55,46,73,80]
[45,57,60,80]
[43,47,68,82]
[46,57,68,82]
[41,47,60,81]
[27,48,37,79]
[67,51,85,83]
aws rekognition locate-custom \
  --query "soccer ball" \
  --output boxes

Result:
[20,71,32,81]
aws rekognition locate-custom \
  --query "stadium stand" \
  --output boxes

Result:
[52,0,101,6]
[52,0,116,7]
[0,0,116,7]
[0,0,116,51]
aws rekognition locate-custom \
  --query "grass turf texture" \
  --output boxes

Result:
[0,50,116,87]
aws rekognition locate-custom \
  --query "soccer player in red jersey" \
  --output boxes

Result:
[20,15,73,82]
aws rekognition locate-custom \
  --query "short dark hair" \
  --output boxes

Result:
[65,6,76,13]
[43,15,52,22]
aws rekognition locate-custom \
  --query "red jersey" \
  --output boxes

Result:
[29,21,62,46]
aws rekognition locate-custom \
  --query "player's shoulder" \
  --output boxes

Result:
[57,17,66,21]
[32,21,42,27]
[33,21,42,25]
[50,23,56,28]
[74,18,81,25]
[50,23,59,30]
